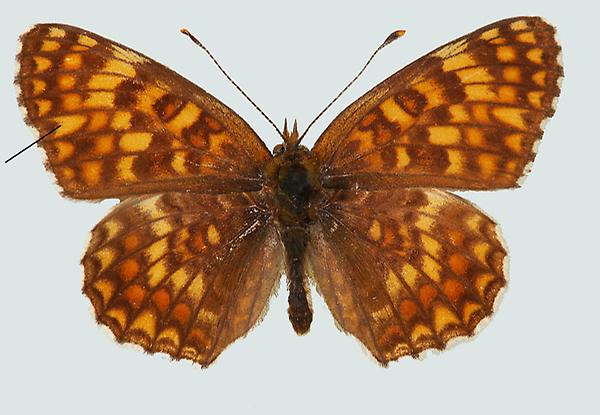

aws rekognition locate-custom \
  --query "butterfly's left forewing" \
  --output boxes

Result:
[16,24,272,199]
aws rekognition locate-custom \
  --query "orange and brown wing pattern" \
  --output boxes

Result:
[312,17,562,190]
[82,192,283,366]
[16,24,271,199]
[307,188,506,364]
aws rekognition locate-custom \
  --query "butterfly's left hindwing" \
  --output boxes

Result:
[312,17,562,191]
[82,192,283,366]
[16,24,272,199]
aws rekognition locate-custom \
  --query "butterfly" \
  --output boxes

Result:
[15,17,562,366]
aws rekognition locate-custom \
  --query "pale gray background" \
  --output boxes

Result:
[1,0,597,413]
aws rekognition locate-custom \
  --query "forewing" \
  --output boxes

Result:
[82,193,283,366]
[16,24,271,199]
[307,188,506,364]
[312,17,562,190]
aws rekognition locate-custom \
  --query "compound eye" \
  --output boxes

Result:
[273,144,284,156]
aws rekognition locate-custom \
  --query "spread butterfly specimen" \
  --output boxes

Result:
[15,16,562,366]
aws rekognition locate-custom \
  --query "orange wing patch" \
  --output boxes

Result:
[16,24,271,199]
[82,192,283,366]
[309,188,506,364]
[314,17,562,191]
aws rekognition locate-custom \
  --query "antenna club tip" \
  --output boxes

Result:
[180,28,189,35]
[383,29,406,47]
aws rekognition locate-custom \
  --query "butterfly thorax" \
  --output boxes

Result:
[264,145,322,334]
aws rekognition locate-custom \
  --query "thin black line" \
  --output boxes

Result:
[5,125,61,163]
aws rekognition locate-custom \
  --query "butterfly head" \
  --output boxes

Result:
[277,118,300,153]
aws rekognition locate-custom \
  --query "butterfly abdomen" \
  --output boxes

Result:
[265,146,322,334]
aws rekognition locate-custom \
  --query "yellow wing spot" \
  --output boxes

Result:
[57,74,76,90]
[526,48,544,64]
[78,34,97,47]
[104,59,136,77]
[84,91,114,108]
[498,85,517,103]
[401,263,420,289]
[166,102,202,135]
[207,224,220,245]
[70,45,89,52]
[53,141,75,162]
[147,258,169,287]
[103,219,122,240]
[465,84,496,101]
[532,70,546,86]
[411,324,434,343]
[208,132,231,156]
[111,44,148,64]
[504,133,524,154]
[61,53,82,70]
[505,159,519,173]
[428,126,461,145]
[493,107,527,130]
[368,220,382,241]
[445,149,464,175]
[104,307,128,330]
[171,152,188,174]
[472,104,490,123]
[33,56,52,73]
[196,309,218,324]
[475,272,496,297]
[62,93,82,111]
[463,301,483,324]
[503,66,521,83]
[422,255,442,282]
[156,328,180,350]
[144,238,169,263]
[130,310,157,339]
[527,91,544,108]
[40,40,60,52]
[88,111,109,132]
[92,279,115,306]
[379,97,415,130]
[81,160,103,186]
[120,132,152,152]
[186,273,206,299]
[480,28,500,41]
[465,127,485,147]
[415,215,435,233]
[478,153,499,178]
[347,128,375,153]
[442,52,477,72]
[385,270,404,301]
[489,37,507,45]
[517,31,536,44]
[57,166,75,181]
[412,80,445,110]
[88,74,125,90]
[117,156,138,182]
[434,38,468,58]
[137,196,163,219]
[473,241,491,264]
[433,304,461,334]
[395,146,411,170]
[496,46,517,62]
[52,114,87,137]
[421,231,441,254]
[31,79,46,95]
[111,111,132,130]
[95,246,116,272]
[510,20,529,31]
[456,67,494,83]
[449,104,470,123]
[371,305,394,324]
[152,219,172,237]
[48,27,66,38]
[34,99,52,117]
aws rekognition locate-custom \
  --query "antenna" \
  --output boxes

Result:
[180,28,284,139]
[297,29,406,145]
